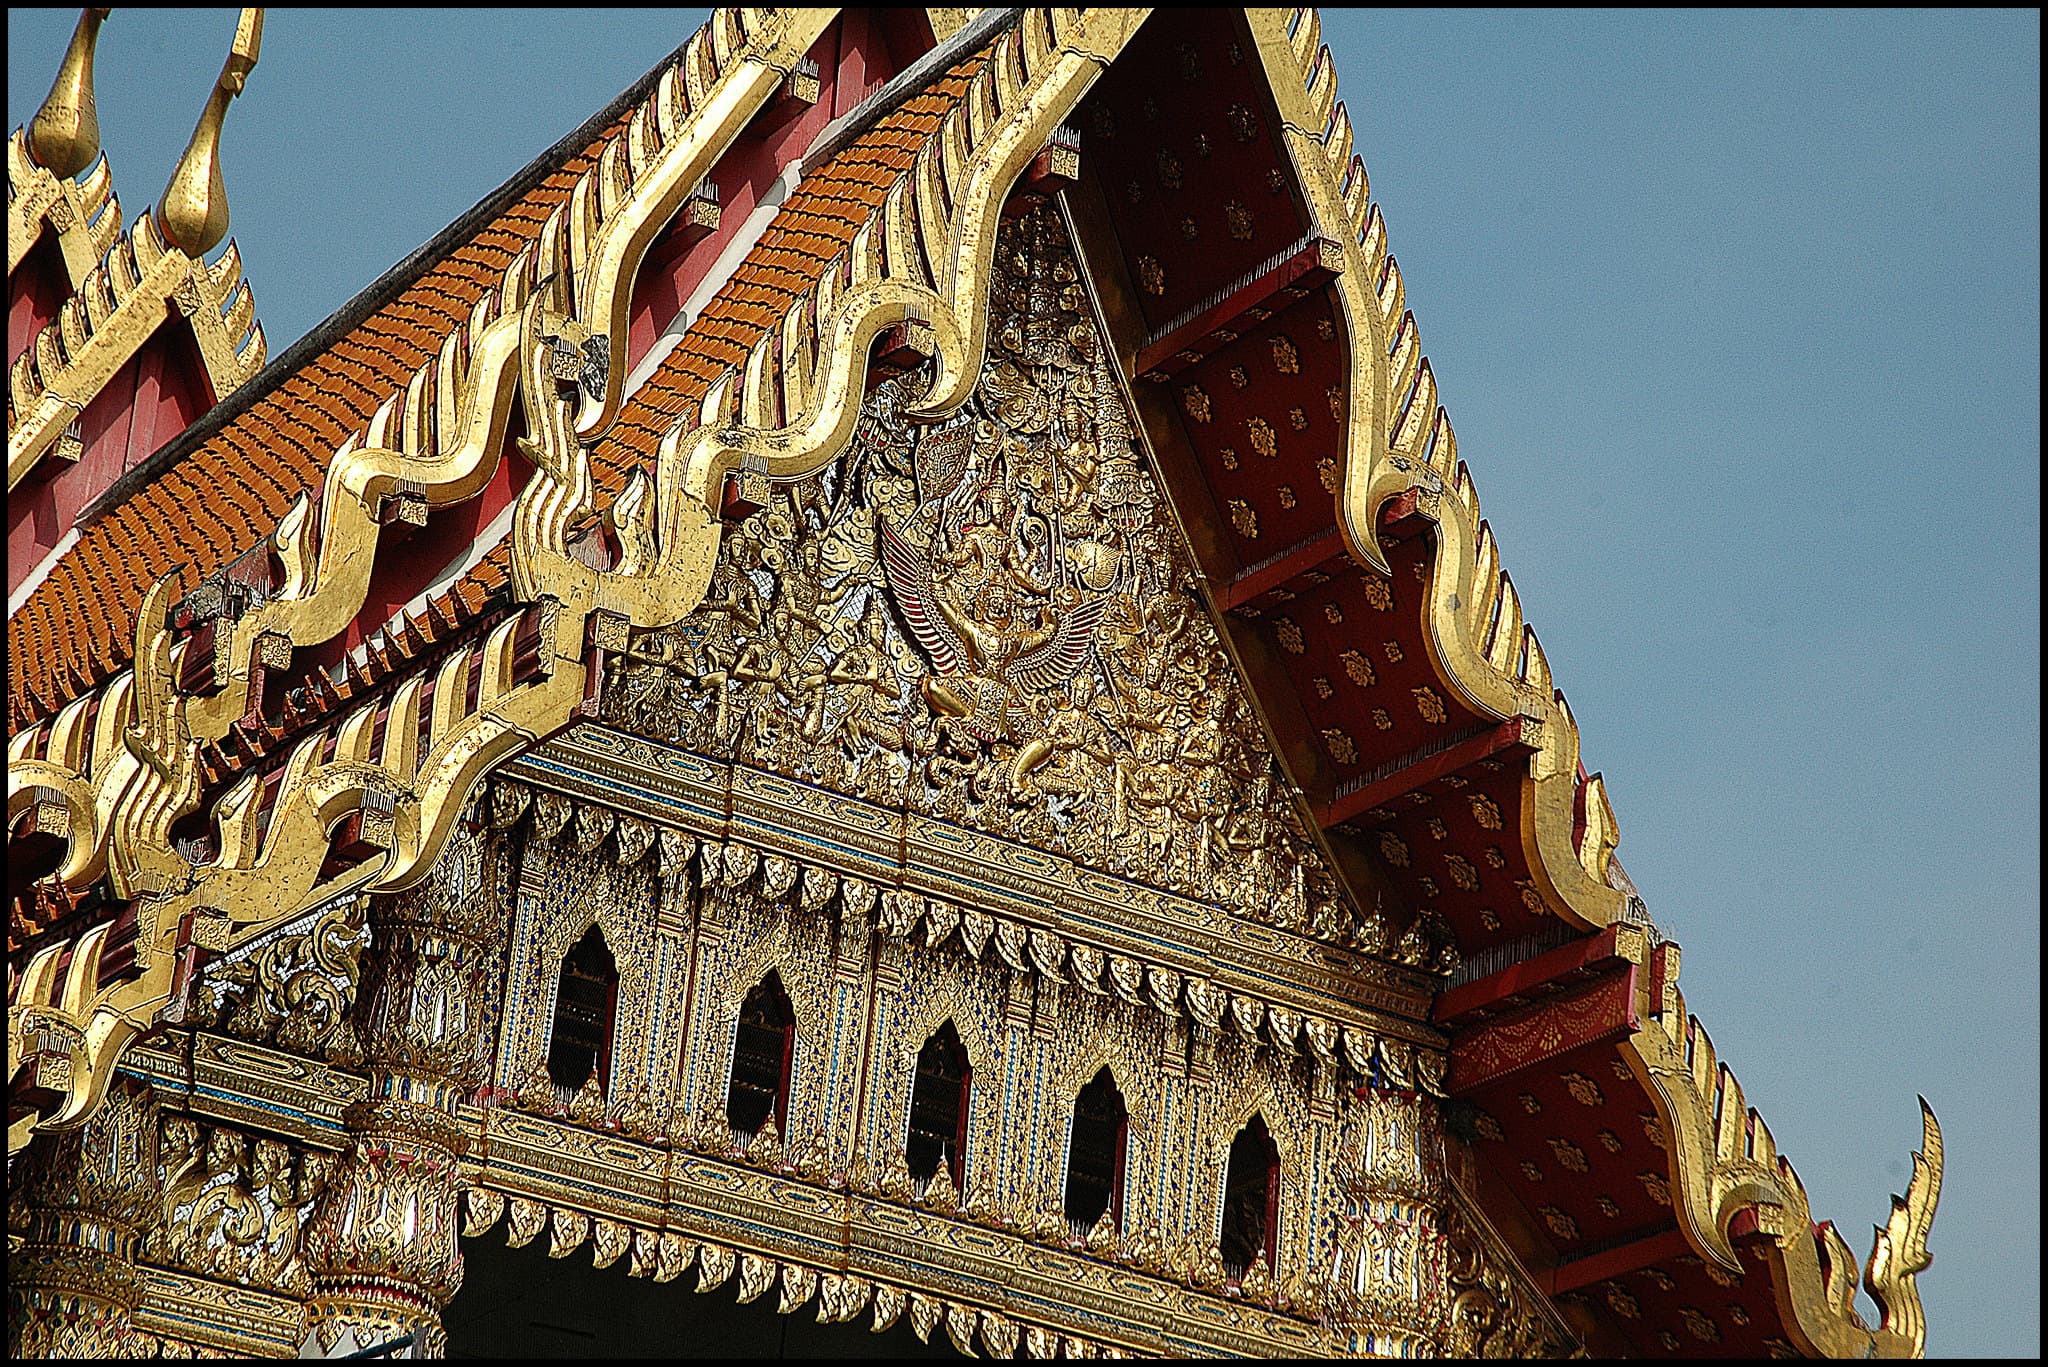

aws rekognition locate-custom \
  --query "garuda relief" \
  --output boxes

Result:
[603,205,1418,962]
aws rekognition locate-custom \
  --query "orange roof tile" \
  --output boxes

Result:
[590,48,993,495]
[7,105,636,730]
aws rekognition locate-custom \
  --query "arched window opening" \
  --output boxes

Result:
[1064,1067,1128,1239]
[727,970,796,1140]
[1220,1114,1280,1283]
[547,925,618,1095]
[905,1021,971,1195]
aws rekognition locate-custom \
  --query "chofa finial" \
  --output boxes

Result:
[26,8,113,180]
[156,7,262,258]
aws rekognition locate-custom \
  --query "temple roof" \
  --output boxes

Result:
[5,10,1940,1356]
[7,43,649,728]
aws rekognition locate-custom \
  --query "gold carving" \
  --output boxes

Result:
[201,894,369,1057]
[1546,1137,1589,1173]
[1246,415,1277,457]
[596,208,1346,927]
[150,1118,329,1297]
[1270,334,1299,374]
[1228,498,1258,538]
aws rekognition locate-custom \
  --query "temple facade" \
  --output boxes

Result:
[8,9,1941,1359]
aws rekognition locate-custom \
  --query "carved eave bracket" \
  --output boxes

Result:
[1441,925,1941,1357]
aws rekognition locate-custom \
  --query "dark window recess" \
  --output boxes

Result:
[1064,1067,1129,1238]
[905,1021,971,1193]
[1220,1113,1280,1281]
[727,971,796,1139]
[547,925,618,1093]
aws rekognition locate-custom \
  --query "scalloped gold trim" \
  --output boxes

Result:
[1621,984,1942,1358]
[1239,10,1623,934]
[11,64,122,285]
[8,193,266,492]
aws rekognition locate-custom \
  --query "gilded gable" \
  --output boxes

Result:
[598,205,1418,963]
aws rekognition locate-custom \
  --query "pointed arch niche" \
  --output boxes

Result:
[1062,1067,1128,1237]
[547,924,618,1096]
[1220,1113,1280,1282]
[905,1020,971,1194]
[727,969,796,1140]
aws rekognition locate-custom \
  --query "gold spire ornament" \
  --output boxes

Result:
[156,7,262,258]
[26,8,111,179]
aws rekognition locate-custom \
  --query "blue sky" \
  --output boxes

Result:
[11,8,2039,1356]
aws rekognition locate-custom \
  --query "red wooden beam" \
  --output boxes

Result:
[1447,968,1639,1094]
[1319,716,1534,829]
[1220,528,1348,611]
[1135,236,1344,381]
[1432,923,1638,1027]
[1547,1227,1693,1295]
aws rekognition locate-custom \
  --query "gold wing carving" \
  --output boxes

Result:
[913,420,976,507]
[1864,1096,1943,1350]
[1008,578,1116,693]
[877,514,965,676]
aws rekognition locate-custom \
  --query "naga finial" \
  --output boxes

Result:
[1864,1096,1944,1356]
[155,7,262,258]
[26,8,112,180]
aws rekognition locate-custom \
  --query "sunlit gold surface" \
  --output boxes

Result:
[156,9,262,257]
[23,7,108,180]
[6,9,1942,1361]
[8,10,266,492]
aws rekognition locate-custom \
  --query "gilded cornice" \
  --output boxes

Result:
[455,1114,1335,1358]
[1241,9,1625,936]
[1619,984,1943,1358]
[487,757,1449,1067]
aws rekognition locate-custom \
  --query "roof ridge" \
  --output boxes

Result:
[73,24,706,529]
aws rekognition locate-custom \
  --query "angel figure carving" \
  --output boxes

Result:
[878,512,1117,748]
